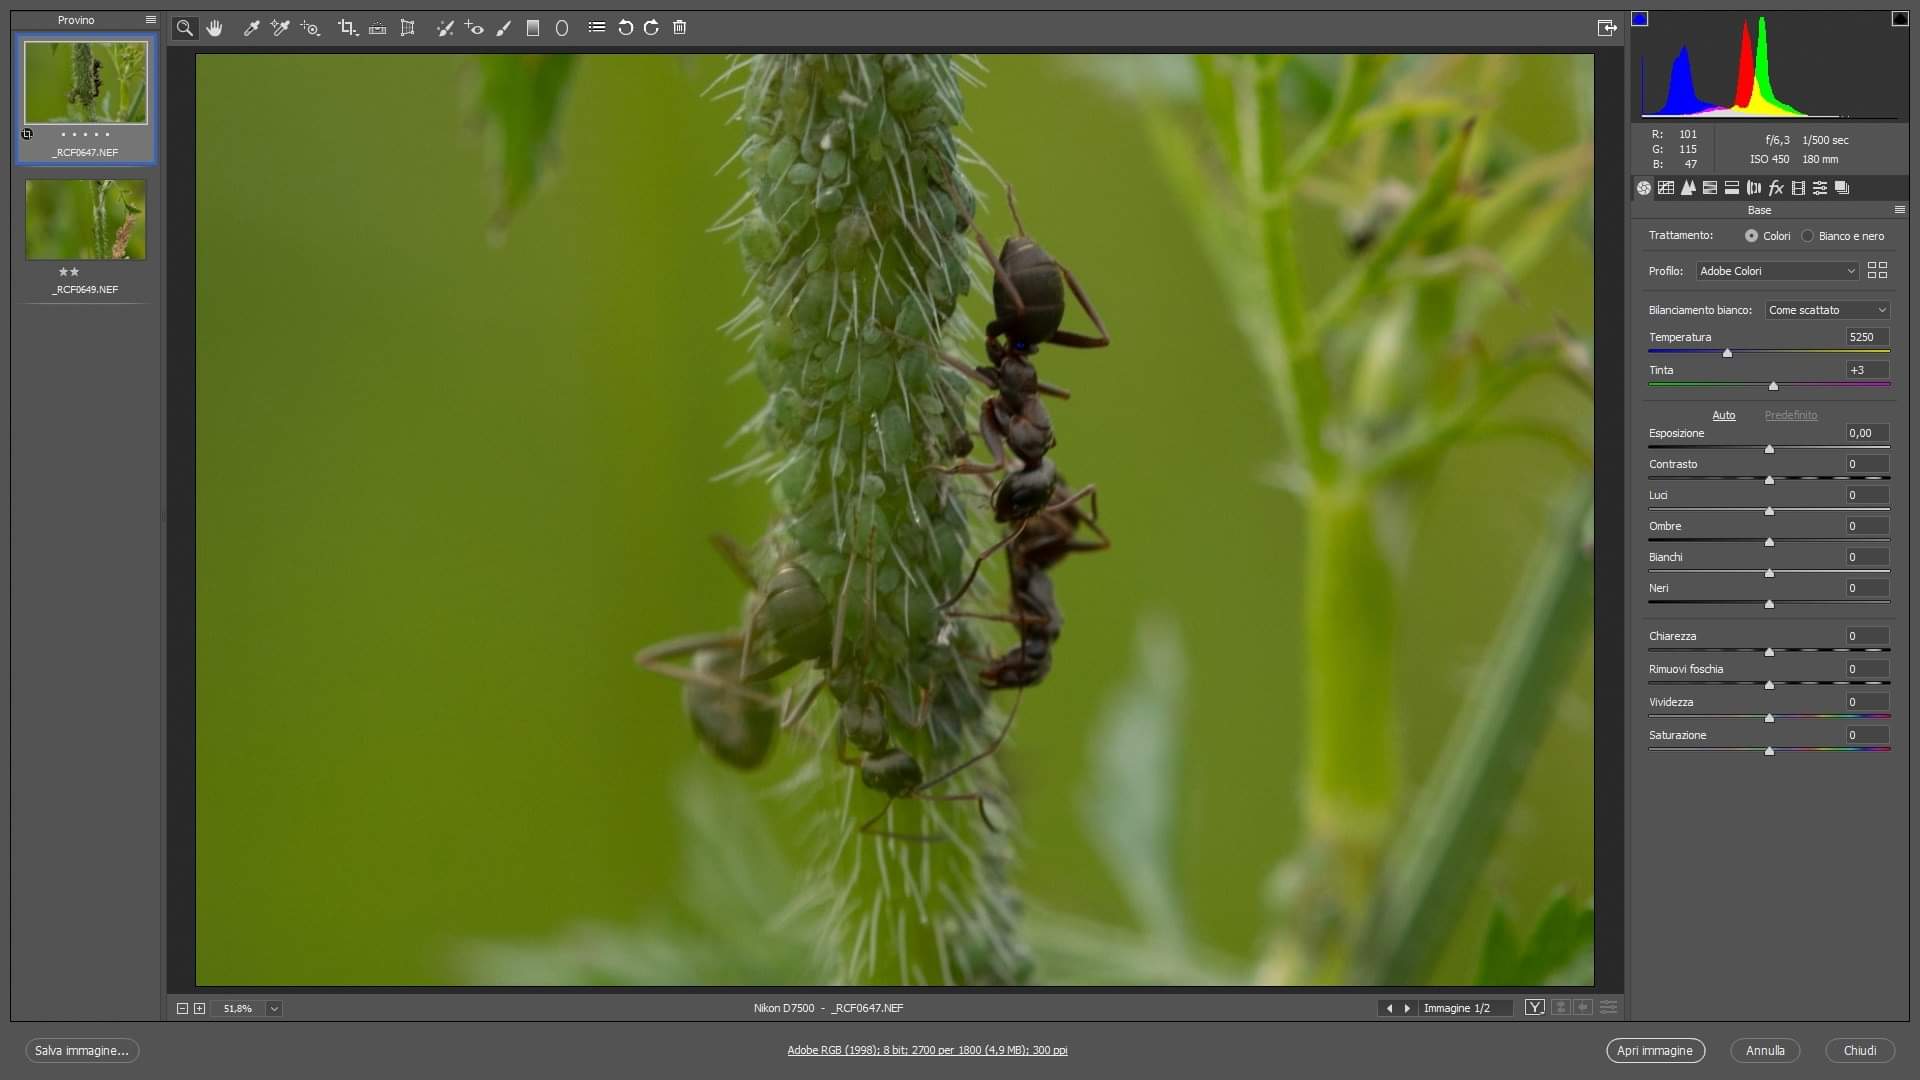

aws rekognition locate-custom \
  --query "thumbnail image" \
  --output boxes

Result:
[20,40,149,123]
[194,53,1595,988]
[24,179,145,260]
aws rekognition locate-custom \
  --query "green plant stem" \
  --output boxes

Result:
[730,54,1023,986]
[90,181,111,261]
[1252,73,1334,483]
[1151,58,1593,987]
[1310,115,1476,341]
[69,43,97,121]
[1352,484,1594,983]
[1300,483,1399,893]
[1277,56,1389,189]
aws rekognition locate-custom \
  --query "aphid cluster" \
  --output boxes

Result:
[638,176,1109,844]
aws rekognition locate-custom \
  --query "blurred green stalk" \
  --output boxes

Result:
[1149,54,1592,984]
[725,54,1024,986]
[68,43,97,121]
[1302,484,1398,888]
[1354,486,1593,983]
[90,181,111,261]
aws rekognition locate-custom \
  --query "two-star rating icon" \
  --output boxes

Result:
[57,267,81,277]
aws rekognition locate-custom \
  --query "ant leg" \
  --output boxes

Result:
[917,791,999,833]
[780,676,828,731]
[834,724,861,767]
[971,229,1026,319]
[739,591,768,681]
[856,796,898,836]
[740,652,803,684]
[708,534,761,589]
[917,689,1021,793]
[856,796,950,843]
[633,630,744,668]
[1072,507,1113,553]
[1044,264,1112,349]
[931,167,1025,320]
[1068,532,1112,556]
[942,521,1027,608]
[636,661,783,708]
[878,323,995,391]
[1045,484,1098,518]
[1034,379,1073,401]
[936,404,1010,476]
[946,609,1047,628]
[635,633,785,709]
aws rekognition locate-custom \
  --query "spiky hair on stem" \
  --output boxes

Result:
[711,54,1028,985]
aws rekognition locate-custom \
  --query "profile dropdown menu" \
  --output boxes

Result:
[1697,261,1862,281]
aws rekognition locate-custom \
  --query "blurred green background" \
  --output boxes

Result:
[23,40,148,122]
[196,54,1591,986]
[25,179,145,259]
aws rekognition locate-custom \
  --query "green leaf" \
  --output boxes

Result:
[469,55,578,234]
[1080,617,1190,949]
[1476,892,1594,986]
[1475,905,1520,984]
[1353,483,1594,984]
[1312,115,1477,337]
[455,768,826,985]
[1027,909,1242,986]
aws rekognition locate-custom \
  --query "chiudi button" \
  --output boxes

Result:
[1607,1037,1705,1063]
[1826,1037,1895,1064]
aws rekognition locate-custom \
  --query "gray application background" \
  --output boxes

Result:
[5,2,1914,1076]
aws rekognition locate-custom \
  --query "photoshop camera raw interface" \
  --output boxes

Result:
[3,4,1909,1075]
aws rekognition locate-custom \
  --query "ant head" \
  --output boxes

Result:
[997,351,1042,392]
[840,692,890,755]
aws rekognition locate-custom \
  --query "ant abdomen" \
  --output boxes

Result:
[859,748,923,798]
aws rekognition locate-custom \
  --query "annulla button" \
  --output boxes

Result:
[1729,1037,1799,1063]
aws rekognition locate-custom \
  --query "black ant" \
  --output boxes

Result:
[705,534,834,683]
[1000,475,1111,573]
[913,179,1111,478]
[813,533,1013,842]
[948,477,1109,690]
[877,321,1064,479]
[944,464,1100,607]
[952,178,1112,364]
[920,178,1110,603]
[850,689,1019,842]
[633,632,783,770]
[633,536,845,767]
[974,569,1060,691]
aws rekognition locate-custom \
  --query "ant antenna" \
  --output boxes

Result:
[1003,183,1028,238]
[942,519,1028,608]
[918,688,1020,794]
